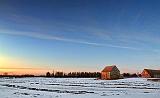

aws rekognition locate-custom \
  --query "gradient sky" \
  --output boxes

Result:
[0,0,160,74]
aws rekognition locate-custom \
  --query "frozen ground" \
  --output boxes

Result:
[0,78,160,98]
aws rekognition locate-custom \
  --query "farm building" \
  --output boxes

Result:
[141,69,160,78]
[101,65,120,80]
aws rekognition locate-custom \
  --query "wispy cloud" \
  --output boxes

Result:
[0,13,146,48]
[0,29,141,50]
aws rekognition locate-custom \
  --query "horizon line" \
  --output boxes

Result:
[0,67,52,70]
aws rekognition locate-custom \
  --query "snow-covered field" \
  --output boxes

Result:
[0,78,160,98]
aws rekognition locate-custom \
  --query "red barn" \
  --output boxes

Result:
[141,69,160,78]
[101,65,120,80]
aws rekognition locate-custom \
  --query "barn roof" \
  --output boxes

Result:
[144,69,160,77]
[101,65,117,72]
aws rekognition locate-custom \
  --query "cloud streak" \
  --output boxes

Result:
[0,29,141,50]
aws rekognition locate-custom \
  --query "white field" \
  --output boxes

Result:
[0,78,160,98]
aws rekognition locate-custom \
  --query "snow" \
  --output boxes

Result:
[0,78,160,98]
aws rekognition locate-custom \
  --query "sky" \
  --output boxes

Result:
[0,0,160,74]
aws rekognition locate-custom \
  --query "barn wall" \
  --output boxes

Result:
[101,72,105,80]
[110,67,120,79]
[153,74,160,78]
[101,72,109,80]
[141,70,151,78]
[110,72,120,79]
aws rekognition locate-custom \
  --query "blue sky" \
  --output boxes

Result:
[0,0,160,73]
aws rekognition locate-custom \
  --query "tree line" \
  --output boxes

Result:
[46,71,101,78]
[122,73,141,78]
[46,71,141,78]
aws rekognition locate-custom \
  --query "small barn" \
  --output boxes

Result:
[101,65,120,80]
[141,69,160,78]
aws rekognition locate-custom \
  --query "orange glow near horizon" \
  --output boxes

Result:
[0,68,53,75]
[0,55,74,75]
[0,56,50,75]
